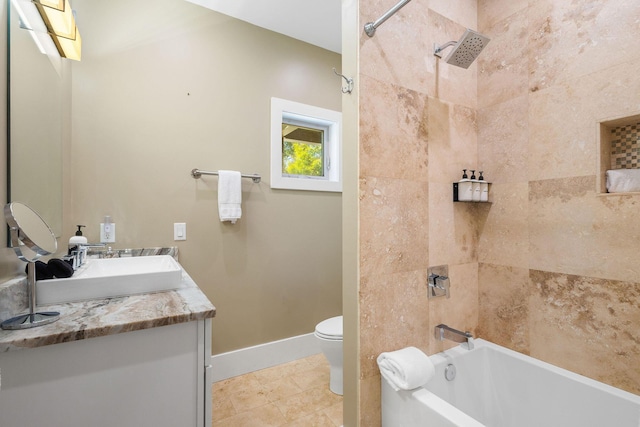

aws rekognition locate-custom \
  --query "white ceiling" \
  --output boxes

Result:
[185,0,342,54]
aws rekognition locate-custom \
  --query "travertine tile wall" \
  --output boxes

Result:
[356,0,640,423]
[477,0,640,395]
[358,1,480,424]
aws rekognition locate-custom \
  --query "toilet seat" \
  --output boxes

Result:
[315,316,343,341]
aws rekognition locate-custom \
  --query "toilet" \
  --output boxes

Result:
[314,315,343,395]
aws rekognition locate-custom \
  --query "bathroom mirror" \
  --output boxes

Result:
[5,201,58,261]
[8,2,65,239]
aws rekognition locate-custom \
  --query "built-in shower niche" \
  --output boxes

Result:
[598,113,640,194]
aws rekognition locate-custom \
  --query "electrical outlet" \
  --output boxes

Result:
[174,223,186,241]
[100,223,116,243]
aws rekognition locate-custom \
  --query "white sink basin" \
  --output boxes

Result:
[36,255,183,305]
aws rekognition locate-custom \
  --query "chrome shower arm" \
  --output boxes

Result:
[433,40,457,57]
[364,0,413,37]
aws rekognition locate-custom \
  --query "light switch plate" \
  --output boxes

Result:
[174,223,186,241]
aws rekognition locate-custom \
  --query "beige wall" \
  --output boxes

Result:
[351,0,640,425]
[65,0,342,354]
[476,0,640,395]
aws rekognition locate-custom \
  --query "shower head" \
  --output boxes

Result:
[434,29,490,69]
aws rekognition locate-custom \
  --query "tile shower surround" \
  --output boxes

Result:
[355,0,640,425]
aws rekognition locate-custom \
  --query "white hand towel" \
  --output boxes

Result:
[218,170,242,223]
[606,169,640,193]
[377,346,435,391]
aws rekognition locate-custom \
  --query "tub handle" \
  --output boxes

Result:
[428,274,450,299]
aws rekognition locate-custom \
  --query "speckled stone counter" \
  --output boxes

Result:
[0,268,215,353]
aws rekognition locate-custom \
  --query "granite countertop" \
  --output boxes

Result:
[0,268,216,353]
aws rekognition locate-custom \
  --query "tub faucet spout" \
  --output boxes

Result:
[434,324,474,350]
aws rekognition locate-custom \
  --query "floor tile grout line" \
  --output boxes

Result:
[212,354,342,427]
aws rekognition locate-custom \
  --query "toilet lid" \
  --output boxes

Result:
[315,316,343,340]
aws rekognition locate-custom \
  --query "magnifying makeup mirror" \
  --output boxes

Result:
[1,202,60,330]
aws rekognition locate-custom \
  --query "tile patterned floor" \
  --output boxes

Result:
[212,353,343,427]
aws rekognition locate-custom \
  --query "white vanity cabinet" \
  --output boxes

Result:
[0,318,212,427]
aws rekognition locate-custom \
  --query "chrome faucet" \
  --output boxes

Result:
[64,243,107,270]
[434,324,474,350]
[81,243,107,253]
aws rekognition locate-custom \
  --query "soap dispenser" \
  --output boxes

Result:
[469,170,481,201]
[68,225,89,268]
[458,169,473,201]
[68,225,87,253]
[479,171,489,202]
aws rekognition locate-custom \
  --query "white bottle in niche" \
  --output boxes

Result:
[458,169,473,201]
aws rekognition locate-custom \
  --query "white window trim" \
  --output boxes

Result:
[270,97,342,192]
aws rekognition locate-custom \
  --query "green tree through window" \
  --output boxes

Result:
[282,124,324,177]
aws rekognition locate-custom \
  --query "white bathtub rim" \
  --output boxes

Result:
[433,338,640,405]
[413,387,485,427]
[382,339,640,427]
[381,378,486,427]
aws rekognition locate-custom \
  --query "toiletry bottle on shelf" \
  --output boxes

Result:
[458,169,473,201]
[471,170,481,201]
[479,171,489,202]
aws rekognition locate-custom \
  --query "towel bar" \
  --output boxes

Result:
[191,169,261,183]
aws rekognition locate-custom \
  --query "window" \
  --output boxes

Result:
[270,97,342,192]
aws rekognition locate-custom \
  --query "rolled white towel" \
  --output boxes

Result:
[606,169,640,193]
[377,346,435,391]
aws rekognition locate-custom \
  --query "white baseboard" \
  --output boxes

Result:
[210,333,322,383]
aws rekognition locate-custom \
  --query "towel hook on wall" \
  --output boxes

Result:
[333,68,354,94]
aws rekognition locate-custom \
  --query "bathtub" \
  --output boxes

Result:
[381,339,640,427]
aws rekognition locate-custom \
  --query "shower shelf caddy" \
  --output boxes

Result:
[452,182,492,203]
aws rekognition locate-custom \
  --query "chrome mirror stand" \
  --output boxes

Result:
[1,260,60,330]
[1,203,60,330]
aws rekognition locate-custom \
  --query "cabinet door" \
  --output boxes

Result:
[200,318,213,427]
[0,322,201,427]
